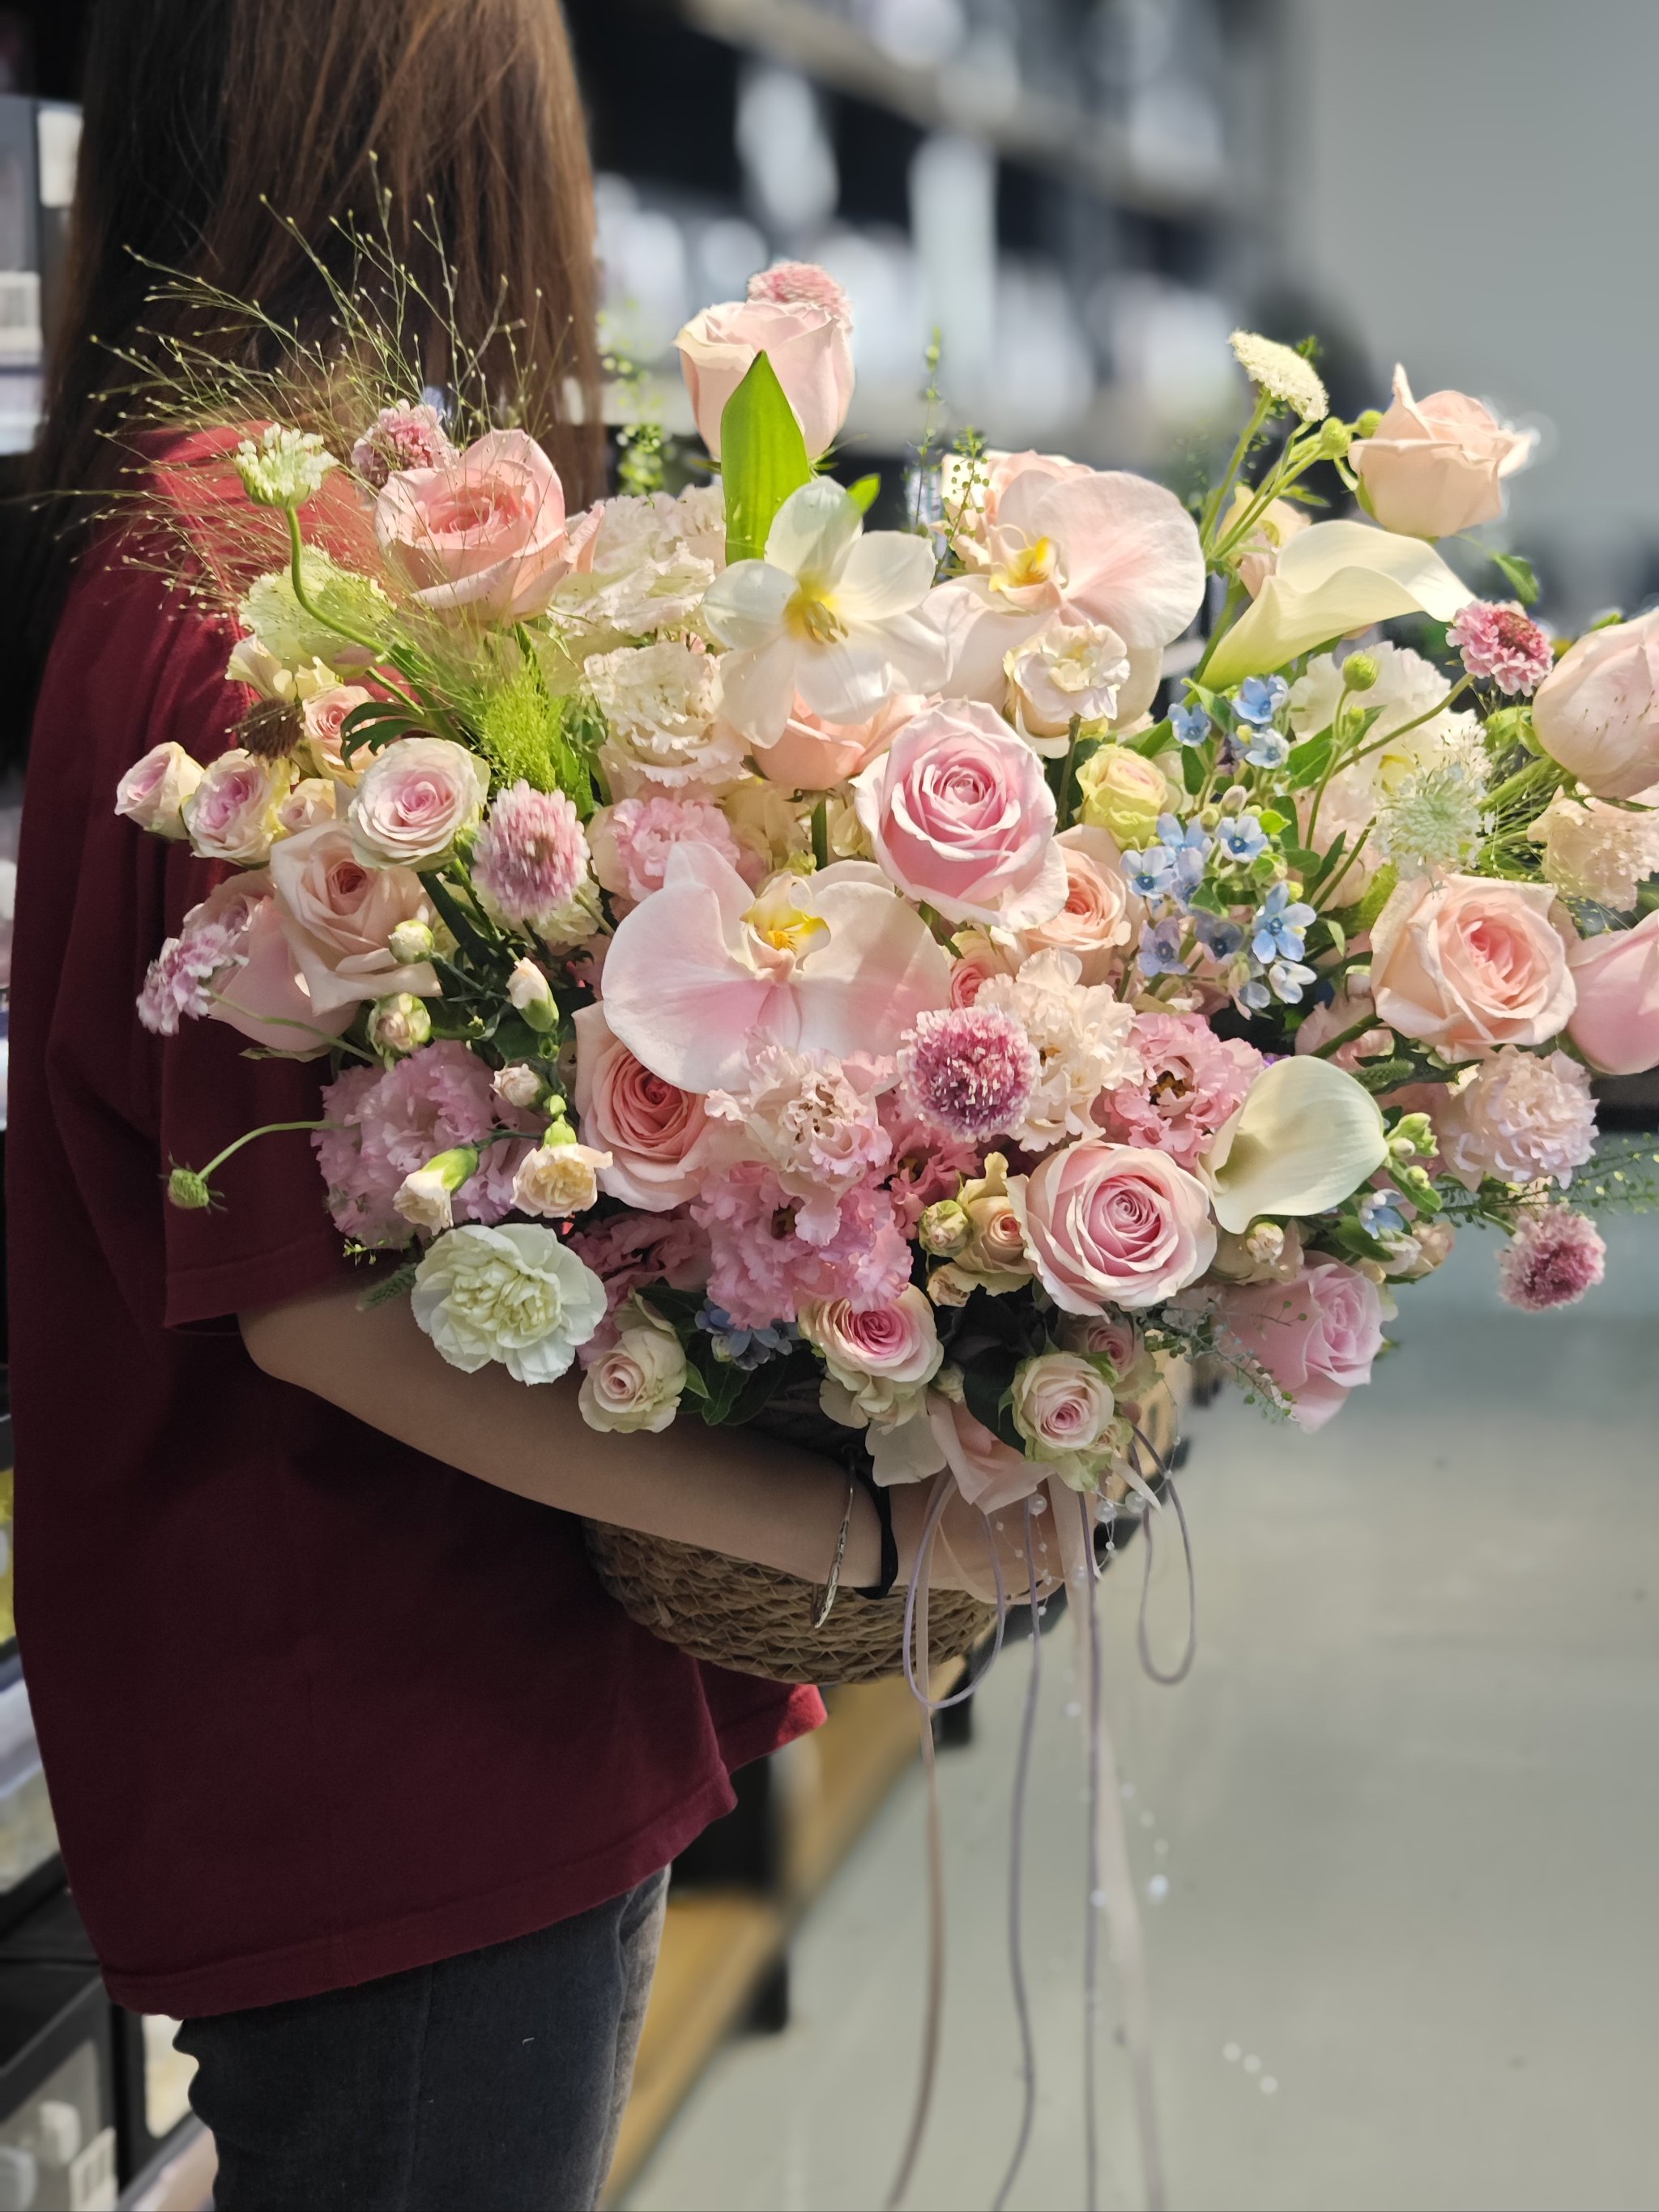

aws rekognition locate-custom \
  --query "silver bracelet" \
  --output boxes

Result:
[811,1472,859,1630]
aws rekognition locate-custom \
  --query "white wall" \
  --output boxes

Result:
[1276,0,1659,616]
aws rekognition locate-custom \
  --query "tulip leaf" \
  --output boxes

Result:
[847,473,881,514]
[721,352,815,565]
[1490,551,1539,607]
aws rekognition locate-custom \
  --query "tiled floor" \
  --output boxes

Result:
[625,1217,1659,2212]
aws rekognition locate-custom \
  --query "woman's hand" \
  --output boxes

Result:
[888,1480,1064,1604]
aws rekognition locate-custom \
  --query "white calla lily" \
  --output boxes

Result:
[701,479,944,743]
[1201,520,1473,689]
[1203,1055,1388,1234]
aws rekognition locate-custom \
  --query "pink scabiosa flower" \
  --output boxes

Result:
[747,260,853,332]
[351,403,454,489]
[1448,601,1554,695]
[471,781,588,935]
[137,918,246,1035]
[1497,1206,1606,1311]
[898,1004,1040,1142]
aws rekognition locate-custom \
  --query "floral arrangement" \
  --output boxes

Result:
[123,264,1659,1519]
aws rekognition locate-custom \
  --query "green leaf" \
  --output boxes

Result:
[847,473,881,514]
[1490,551,1539,607]
[1285,730,1333,790]
[961,1349,1024,1454]
[1127,719,1174,759]
[1181,744,1206,795]
[1282,846,1322,878]
[1257,808,1290,835]
[1351,1057,1415,1093]
[721,351,814,564]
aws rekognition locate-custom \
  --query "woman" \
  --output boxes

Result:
[6,5,1008,2206]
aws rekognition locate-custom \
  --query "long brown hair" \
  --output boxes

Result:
[6,0,603,754]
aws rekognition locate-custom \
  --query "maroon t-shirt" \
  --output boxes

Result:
[6,514,821,2018]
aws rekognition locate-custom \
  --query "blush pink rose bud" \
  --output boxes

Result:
[572,1004,712,1211]
[116,740,204,837]
[578,1305,688,1434]
[507,957,557,1034]
[675,295,854,462]
[301,686,373,782]
[493,1063,545,1112]
[1351,364,1534,539]
[1010,1351,1118,1473]
[1215,1258,1384,1430]
[348,736,488,869]
[1017,825,1136,985]
[374,428,599,620]
[1368,873,1576,1062]
[367,993,432,1059]
[181,748,290,865]
[1531,608,1659,799]
[1566,911,1659,1075]
[852,699,1068,928]
[1010,1140,1217,1314]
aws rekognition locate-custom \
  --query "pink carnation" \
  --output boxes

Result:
[747,260,853,333]
[1497,1206,1606,1311]
[589,794,753,906]
[898,1004,1039,1140]
[1095,1012,1265,1171]
[693,1162,910,1329]
[1437,1048,1597,1192]
[137,915,246,1035]
[565,1210,711,1315]
[351,403,454,489]
[1448,601,1554,696]
[315,1040,503,1245]
[471,781,588,935]
[879,1097,982,1237]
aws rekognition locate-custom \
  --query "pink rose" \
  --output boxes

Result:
[1369,873,1576,1061]
[1351,364,1533,539]
[573,1004,714,1211]
[348,736,488,869]
[947,928,1016,1008]
[373,429,601,620]
[1213,1259,1384,1431]
[1010,1351,1119,1468]
[674,296,854,461]
[1567,912,1659,1075]
[1017,825,1136,984]
[187,873,352,1056]
[1010,1140,1217,1314]
[753,691,923,791]
[116,740,203,838]
[301,686,373,781]
[267,822,439,1013]
[801,1286,943,1429]
[852,700,1068,928]
[1532,610,1659,799]
[181,748,290,865]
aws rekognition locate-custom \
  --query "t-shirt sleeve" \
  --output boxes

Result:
[45,551,358,1332]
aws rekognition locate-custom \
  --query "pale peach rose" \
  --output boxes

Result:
[578,1306,687,1434]
[1368,873,1576,1061]
[1566,912,1659,1076]
[181,749,291,865]
[1351,364,1534,540]
[276,778,339,833]
[301,685,374,781]
[674,296,854,461]
[374,429,601,620]
[1017,825,1136,985]
[752,692,924,791]
[115,741,203,838]
[267,822,440,1013]
[1532,609,1659,800]
[348,737,488,869]
[187,872,352,1056]
[1010,1351,1118,1474]
[572,1002,714,1210]
[1010,1140,1217,1313]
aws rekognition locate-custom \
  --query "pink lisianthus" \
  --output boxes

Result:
[852,700,1068,929]
[565,1211,711,1316]
[470,782,589,935]
[1448,601,1553,695]
[1213,1258,1385,1430]
[351,402,454,488]
[1095,1012,1264,1172]
[588,794,755,906]
[599,845,951,1094]
[314,1041,504,1246]
[1496,1206,1606,1311]
[373,429,601,620]
[878,1097,981,1237]
[693,1161,910,1328]
[573,1004,714,1212]
[1011,1139,1217,1313]
[705,1046,892,1242]
[138,872,348,1056]
[1437,1048,1597,1191]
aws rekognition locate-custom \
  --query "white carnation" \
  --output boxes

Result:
[549,492,716,641]
[412,1223,606,1384]
[586,640,744,795]
[973,948,1141,1152]
[1531,794,1659,910]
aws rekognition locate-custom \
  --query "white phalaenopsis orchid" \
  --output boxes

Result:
[1203,1055,1389,1234]
[701,479,943,743]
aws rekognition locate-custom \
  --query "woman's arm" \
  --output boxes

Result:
[241,1281,1015,1595]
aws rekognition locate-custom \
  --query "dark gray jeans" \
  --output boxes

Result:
[176,1869,669,2212]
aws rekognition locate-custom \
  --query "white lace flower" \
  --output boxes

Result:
[1230,331,1328,423]
[701,479,941,743]
[234,424,337,507]
[1375,762,1486,876]
[972,948,1141,1152]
